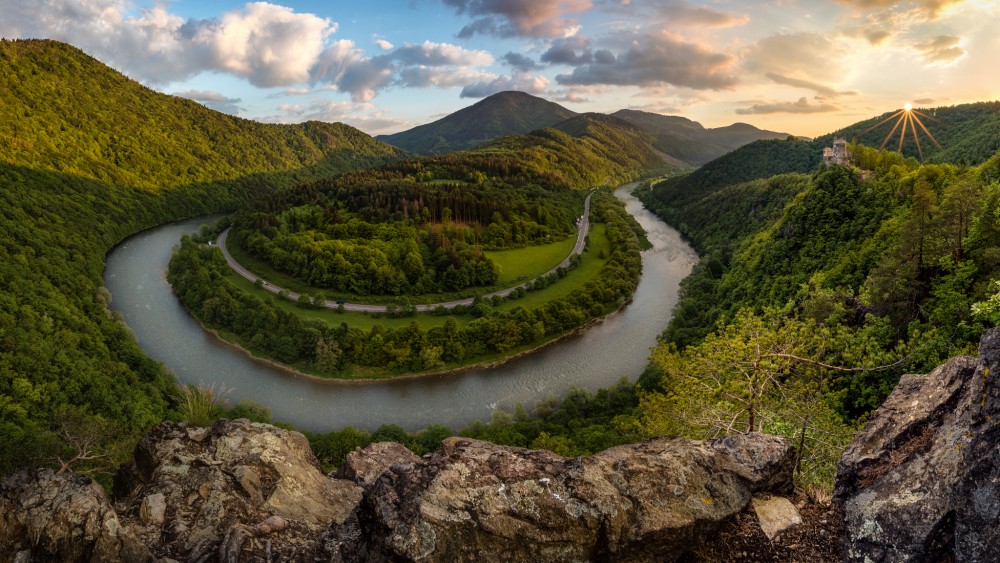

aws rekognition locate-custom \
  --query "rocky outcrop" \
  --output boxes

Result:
[0,469,154,562]
[835,328,1000,562]
[0,421,796,562]
[327,433,795,562]
[113,419,363,561]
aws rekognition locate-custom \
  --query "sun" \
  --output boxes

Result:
[859,104,942,161]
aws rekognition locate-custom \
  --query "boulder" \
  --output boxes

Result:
[336,441,423,489]
[113,418,363,561]
[332,433,795,562]
[835,328,1000,562]
[751,495,802,540]
[0,469,154,562]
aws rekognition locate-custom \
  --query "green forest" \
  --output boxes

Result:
[229,160,585,296]
[631,140,1000,488]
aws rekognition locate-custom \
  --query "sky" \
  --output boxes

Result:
[2,0,998,137]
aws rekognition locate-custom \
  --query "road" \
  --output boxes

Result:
[216,190,593,313]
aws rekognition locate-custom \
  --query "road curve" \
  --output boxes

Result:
[216,191,594,313]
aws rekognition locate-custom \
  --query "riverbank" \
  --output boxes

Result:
[199,306,622,384]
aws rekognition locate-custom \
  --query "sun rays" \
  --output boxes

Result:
[861,104,942,161]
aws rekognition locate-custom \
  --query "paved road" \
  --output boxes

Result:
[216,191,594,313]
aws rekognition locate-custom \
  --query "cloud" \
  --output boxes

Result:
[0,1,339,87]
[270,99,410,135]
[914,34,965,63]
[540,35,592,65]
[743,33,846,83]
[199,3,334,87]
[766,73,857,98]
[555,30,737,90]
[833,0,963,20]
[502,52,540,70]
[655,2,749,28]
[399,66,494,88]
[391,40,493,66]
[735,97,839,114]
[173,89,244,115]
[282,88,311,95]
[443,0,593,38]
[0,2,498,103]
[549,89,591,103]
[460,71,550,98]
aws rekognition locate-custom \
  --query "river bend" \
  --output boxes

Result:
[103,184,697,432]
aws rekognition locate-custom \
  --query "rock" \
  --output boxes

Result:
[336,441,423,489]
[114,418,363,561]
[0,469,155,562]
[332,432,795,562]
[751,495,802,540]
[835,328,1000,562]
[140,492,166,526]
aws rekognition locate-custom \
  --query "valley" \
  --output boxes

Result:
[2,19,1000,559]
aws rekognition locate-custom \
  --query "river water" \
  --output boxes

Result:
[103,184,697,432]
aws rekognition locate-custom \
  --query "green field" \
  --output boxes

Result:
[485,235,576,284]
[496,223,610,311]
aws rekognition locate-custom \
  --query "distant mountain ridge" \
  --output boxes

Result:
[611,109,792,166]
[377,91,577,155]
[379,91,792,167]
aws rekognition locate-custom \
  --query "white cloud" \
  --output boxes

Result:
[460,71,550,98]
[374,38,394,50]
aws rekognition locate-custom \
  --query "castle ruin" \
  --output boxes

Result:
[823,138,850,166]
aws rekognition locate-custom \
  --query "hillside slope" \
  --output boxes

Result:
[377,91,577,155]
[0,39,402,474]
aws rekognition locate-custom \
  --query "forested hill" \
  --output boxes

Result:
[0,39,402,475]
[475,112,670,187]
[377,91,578,155]
[816,101,1000,166]
[643,101,1000,233]
[611,109,791,166]
[0,39,404,190]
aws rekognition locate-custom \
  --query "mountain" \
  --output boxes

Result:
[611,109,792,166]
[0,39,402,474]
[377,91,577,155]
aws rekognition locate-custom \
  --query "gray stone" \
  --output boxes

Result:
[0,469,155,562]
[751,495,802,540]
[140,492,166,526]
[330,432,795,562]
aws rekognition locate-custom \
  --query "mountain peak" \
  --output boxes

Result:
[378,92,576,155]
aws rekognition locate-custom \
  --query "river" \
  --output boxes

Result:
[103,184,697,432]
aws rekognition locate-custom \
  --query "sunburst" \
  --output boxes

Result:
[860,104,943,162]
